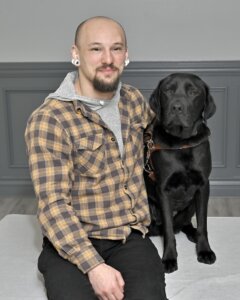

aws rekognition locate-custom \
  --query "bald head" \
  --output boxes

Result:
[74,16,127,48]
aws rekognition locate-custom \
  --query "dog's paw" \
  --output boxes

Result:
[197,249,216,264]
[163,258,178,273]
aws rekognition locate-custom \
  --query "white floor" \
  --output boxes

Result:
[1,214,240,300]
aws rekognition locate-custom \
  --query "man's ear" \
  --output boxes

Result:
[125,49,129,61]
[71,45,77,57]
[124,50,130,67]
[204,84,216,120]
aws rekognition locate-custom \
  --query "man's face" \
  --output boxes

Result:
[76,19,128,93]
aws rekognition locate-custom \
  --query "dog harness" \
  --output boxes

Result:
[144,131,210,182]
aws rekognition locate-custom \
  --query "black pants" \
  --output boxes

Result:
[38,231,168,300]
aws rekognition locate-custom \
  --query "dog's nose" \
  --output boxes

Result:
[172,103,183,114]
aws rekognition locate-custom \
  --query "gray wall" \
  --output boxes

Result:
[0,61,240,196]
[0,1,240,196]
[0,0,240,62]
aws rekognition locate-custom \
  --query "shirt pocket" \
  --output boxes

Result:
[74,133,105,177]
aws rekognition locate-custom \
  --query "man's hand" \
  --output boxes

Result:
[88,263,125,300]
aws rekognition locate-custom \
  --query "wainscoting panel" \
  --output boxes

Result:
[237,86,240,169]
[0,61,239,196]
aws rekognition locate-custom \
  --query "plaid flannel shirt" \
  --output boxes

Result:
[25,84,155,273]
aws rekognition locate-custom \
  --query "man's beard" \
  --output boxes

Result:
[93,76,120,92]
[93,64,120,93]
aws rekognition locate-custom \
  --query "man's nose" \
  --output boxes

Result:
[102,49,114,65]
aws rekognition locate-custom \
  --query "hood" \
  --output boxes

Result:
[45,71,121,111]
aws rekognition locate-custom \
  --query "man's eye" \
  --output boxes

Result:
[113,47,123,51]
[91,48,101,52]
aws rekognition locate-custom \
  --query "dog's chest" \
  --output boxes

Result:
[166,169,203,209]
[164,150,204,208]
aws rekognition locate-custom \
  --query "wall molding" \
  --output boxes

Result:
[209,87,228,168]
[0,61,240,196]
[237,87,240,168]
[1,60,240,77]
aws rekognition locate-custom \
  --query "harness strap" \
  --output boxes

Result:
[144,132,209,182]
[144,134,157,181]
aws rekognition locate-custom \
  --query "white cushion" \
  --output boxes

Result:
[0,215,239,300]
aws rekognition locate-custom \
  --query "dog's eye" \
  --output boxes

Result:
[164,88,175,95]
[188,89,199,96]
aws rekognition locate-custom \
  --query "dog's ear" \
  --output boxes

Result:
[203,84,216,120]
[149,80,163,121]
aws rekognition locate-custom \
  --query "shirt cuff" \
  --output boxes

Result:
[68,244,105,274]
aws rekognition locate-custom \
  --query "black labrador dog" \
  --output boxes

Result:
[144,73,217,273]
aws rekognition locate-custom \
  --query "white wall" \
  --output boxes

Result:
[1,0,239,62]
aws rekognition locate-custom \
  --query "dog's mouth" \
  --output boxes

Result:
[164,117,196,138]
[165,125,191,138]
[164,118,201,139]
[165,116,189,130]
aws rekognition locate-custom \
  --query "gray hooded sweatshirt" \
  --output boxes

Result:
[46,71,124,156]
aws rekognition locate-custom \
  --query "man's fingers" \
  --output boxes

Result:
[116,272,125,291]
[88,263,125,300]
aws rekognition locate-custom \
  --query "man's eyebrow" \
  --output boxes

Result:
[113,42,125,46]
[88,42,125,47]
[88,42,101,46]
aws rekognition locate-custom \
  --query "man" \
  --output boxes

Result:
[25,16,167,300]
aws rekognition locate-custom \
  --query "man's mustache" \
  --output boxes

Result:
[97,64,119,71]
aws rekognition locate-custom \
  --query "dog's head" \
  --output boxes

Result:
[149,73,216,139]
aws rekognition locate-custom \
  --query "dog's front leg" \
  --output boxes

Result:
[157,187,178,273]
[195,183,216,264]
